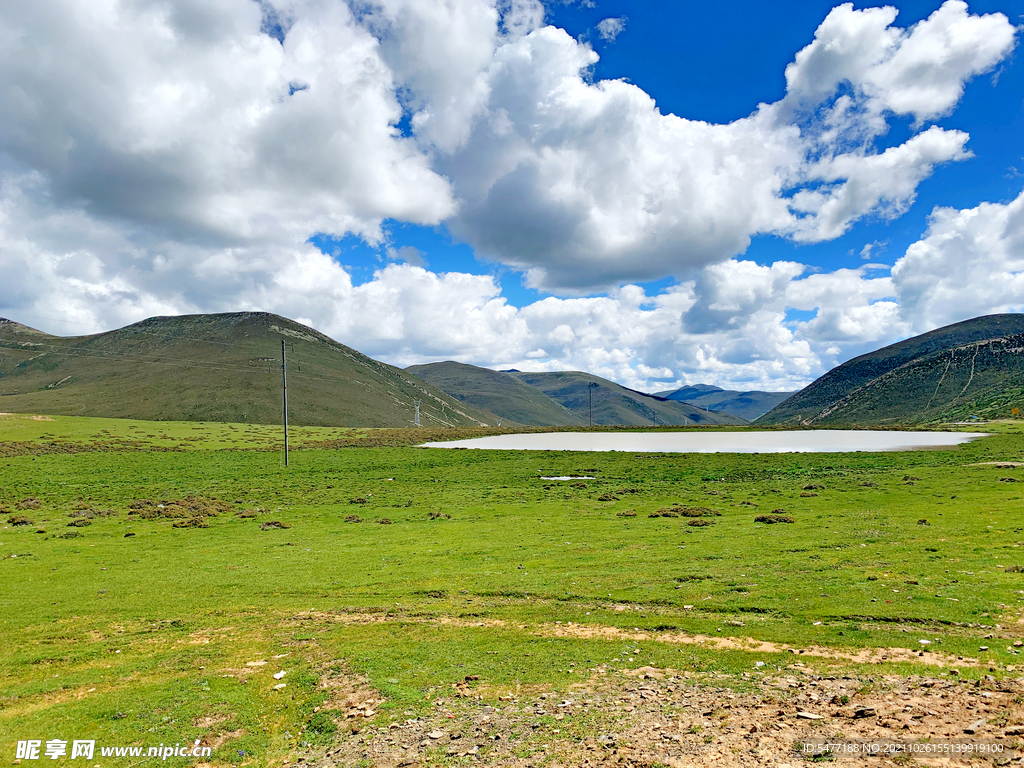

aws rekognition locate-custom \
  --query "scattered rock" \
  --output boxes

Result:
[796,711,823,720]
[853,707,877,719]
[964,719,986,734]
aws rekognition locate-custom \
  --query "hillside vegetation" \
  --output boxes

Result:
[508,371,745,426]
[760,313,1024,425]
[407,361,585,426]
[0,313,498,427]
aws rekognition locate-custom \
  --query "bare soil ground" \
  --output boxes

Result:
[290,662,1024,768]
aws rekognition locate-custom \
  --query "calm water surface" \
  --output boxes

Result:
[421,430,987,454]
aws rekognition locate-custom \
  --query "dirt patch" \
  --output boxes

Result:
[755,514,795,524]
[541,622,982,669]
[291,611,983,669]
[304,668,1024,768]
[128,496,232,522]
[259,520,291,530]
[649,506,721,519]
[193,714,233,729]
[197,728,246,751]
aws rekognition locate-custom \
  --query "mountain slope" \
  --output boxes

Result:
[655,384,795,421]
[406,361,585,426]
[0,313,499,427]
[508,371,746,426]
[760,313,1024,425]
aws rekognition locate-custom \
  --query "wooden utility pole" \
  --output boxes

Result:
[281,340,289,467]
[589,383,594,427]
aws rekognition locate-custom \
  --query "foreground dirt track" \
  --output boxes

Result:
[293,665,1024,768]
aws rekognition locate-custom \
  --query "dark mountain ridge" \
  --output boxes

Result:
[0,312,499,427]
[760,313,1024,425]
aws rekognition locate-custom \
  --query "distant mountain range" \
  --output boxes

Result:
[506,370,744,426]
[4,310,1022,428]
[759,313,1024,425]
[653,384,795,421]
[408,362,745,426]
[0,313,497,427]
[406,361,585,426]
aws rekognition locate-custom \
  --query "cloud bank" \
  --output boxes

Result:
[0,0,1019,391]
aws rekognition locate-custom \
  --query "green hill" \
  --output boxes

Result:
[759,313,1024,425]
[0,313,500,427]
[507,371,746,426]
[406,361,585,426]
[654,384,795,421]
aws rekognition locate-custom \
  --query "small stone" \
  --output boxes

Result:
[796,711,823,720]
[1005,726,1024,736]
[273,670,286,679]
[853,707,877,719]
[427,730,444,740]
[964,719,986,734]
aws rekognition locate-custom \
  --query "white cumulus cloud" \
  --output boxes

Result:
[0,0,1019,395]
[893,189,1024,332]
[595,16,627,42]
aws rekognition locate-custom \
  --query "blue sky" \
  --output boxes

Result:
[1,0,1022,391]
[325,0,1024,307]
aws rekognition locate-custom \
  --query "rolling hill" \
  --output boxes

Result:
[0,313,500,427]
[506,371,746,426]
[654,384,795,421]
[406,361,585,426]
[759,313,1024,425]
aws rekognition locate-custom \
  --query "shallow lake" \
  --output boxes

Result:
[421,430,988,454]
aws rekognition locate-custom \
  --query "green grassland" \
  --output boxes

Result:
[2,414,1024,764]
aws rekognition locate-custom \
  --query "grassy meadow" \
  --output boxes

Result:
[2,413,1023,764]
